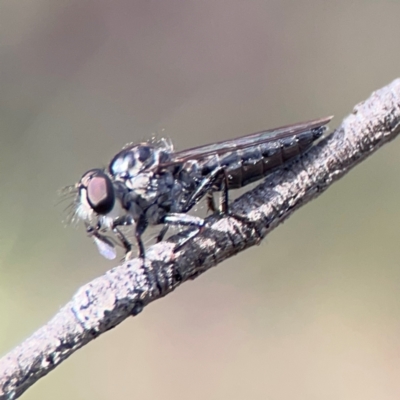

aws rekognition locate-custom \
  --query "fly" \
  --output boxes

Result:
[65,116,332,260]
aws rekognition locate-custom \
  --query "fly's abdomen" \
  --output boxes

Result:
[201,125,324,190]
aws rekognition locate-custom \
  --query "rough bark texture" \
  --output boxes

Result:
[1,79,400,399]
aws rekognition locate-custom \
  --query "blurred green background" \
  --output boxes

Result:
[2,1,400,399]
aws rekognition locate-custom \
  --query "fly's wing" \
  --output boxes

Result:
[163,116,332,165]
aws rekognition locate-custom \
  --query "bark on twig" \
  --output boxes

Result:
[2,79,400,399]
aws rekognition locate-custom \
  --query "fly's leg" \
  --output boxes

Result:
[156,188,215,243]
[111,214,147,260]
[186,166,229,215]
[219,169,229,214]
[161,213,205,252]
[85,221,106,241]
[112,227,132,256]
[109,215,134,259]
[155,224,169,243]
[181,165,225,213]
[191,168,262,243]
[161,166,226,251]
[134,214,148,259]
[85,222,118,260]
[158,176,218,243]
[219,169,263,243]
[213,170,262,248]
[204,170,228,214]
[206,192,217,213]
[156,165,257,252]
[85,221,97,236]
[163,213,205,228]
[155,166,223,249]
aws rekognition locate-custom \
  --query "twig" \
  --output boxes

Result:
[1,79,400,399]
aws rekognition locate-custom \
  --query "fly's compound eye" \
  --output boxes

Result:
[80,169,115,215]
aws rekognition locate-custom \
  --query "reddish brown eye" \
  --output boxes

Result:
[80,169,115,215]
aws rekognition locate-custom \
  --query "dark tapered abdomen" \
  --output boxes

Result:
[199,125,324,190]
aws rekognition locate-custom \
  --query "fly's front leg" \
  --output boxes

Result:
[157,166,230,251]
[157,166,224,248]
[133,214,148,259]
[112,227,133,257]
[111,214,148,260]
[85,221,118,260]
[110,215,134,259]
[195,168,262,243]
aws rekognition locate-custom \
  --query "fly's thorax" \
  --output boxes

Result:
[120,170,182,213]
[101,170,183,228]
[109,142,172,181]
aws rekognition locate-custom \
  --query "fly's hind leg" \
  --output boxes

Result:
[204,169,230,214]
[206,192,217,213]
[160,213,205,252]
[158,165,248,253]
[219,169,230,214]
[155,224,169,243]
[153,166,222,247]
[156,192,212,245]
[219,169,263,244]
[181,165,225,213]
[155,165,224,250]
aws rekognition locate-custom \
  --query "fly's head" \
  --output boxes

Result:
[64,168,128,230]
[76,169,116,223]
[60,169,127,260]
[59,169,114,231]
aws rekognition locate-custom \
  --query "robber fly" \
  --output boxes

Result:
[65,116,332,260]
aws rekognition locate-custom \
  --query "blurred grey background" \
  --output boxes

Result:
[1,1,400,399]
